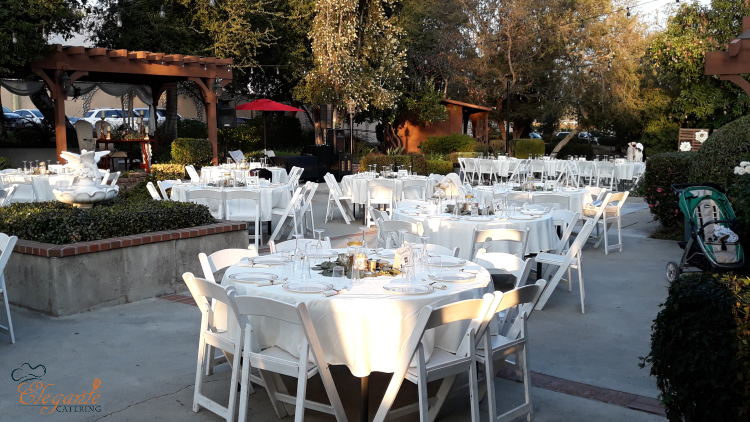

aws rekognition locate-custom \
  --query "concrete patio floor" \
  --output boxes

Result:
[0,190,675,421]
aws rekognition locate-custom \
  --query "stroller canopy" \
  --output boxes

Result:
[678,186,743,265]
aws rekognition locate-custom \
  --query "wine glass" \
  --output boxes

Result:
[292,233,303,257]
[419,235,430,271]
[22,161,27,174]
[358,226,369,250]
[397,229,408,248]
[314,229,325,250]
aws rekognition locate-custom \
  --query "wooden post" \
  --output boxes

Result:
[190,77,218,165]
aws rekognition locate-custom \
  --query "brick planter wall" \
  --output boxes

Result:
[5,221,248,316]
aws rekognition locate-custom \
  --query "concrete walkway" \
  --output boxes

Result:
[0,192,675,421]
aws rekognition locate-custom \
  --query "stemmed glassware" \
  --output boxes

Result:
[419,235,430,272]
[358,226,369,250]
[314,229,325,250]
[397,229,408,248]
[22,161,27,174]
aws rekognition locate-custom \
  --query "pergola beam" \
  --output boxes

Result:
[705,17,750,98]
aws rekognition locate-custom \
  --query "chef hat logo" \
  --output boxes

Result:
[11,363,46,383]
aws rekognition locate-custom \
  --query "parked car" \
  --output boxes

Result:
[68,116,81,125]
[134,107,165,125]
[2,106,34,129]
[14,109,44,125]
[554,131,570,137]
[156,108,184,120]
[80,108,138,128]
[578,132,600,145]
[528,132,542,139]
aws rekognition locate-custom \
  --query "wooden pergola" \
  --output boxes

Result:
[705,17,750,97]
[30,44,233,164]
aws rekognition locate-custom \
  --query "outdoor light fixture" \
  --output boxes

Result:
[116,12,122,27]
[626,7,630,18]
[12,32,16,44]
[58,71,71,94]
[276,67,279,75]
[346,99,356,154]
[209,0,215,5]
[212,79,223,96]
[160,5,166,18]
[251,67,254,74]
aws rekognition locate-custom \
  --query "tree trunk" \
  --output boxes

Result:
[384,123,403,149]
[164,87,179,142]
[29,89,75,147]
[550,109,588,157]
[312,106,323,145]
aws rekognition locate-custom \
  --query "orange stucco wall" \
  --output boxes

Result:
[396,104,489,153]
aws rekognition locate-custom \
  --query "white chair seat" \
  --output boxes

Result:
[534,252,578,266]
[252,346,317,373]
[475,335,523,359]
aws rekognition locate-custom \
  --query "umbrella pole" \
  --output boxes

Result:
[264,114,267,151]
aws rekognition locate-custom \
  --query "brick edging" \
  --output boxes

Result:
[13,220,248,258]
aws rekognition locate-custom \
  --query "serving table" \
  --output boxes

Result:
[95,138,152,172]
[472,186,590,214]
[170,182,291,221]
[200,165,289,184]
[219,248,493,421]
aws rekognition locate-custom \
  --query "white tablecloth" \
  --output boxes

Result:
[0,174,75,202]
[200,166,289,184]
[221,250,493,376]
[340,175,436,205]
[171,183,290,221]
[472,187,589,214]
[394,206,559,259]
[614,162,645,180]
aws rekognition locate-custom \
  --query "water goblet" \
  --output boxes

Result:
[22,161,27,173]
[332,266,349,289]
[419,235,430,271]
[358,226,369,250]
[397,229,408,248]
[314,229,325,250]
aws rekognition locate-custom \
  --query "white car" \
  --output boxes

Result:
[133,107,165,125]
[81,108,139,128]
[14,109,44,125]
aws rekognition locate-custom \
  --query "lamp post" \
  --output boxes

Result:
[505,77,511,155]
[346,99,356,154]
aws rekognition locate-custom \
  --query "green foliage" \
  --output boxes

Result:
[425,160,453,175]
[0,195,214,245]
[151,164,185,181]
[419,133,477,155]
[474,143,490,154]
[726,175,750,262]
[446,151,481,165]
[402,80,448,125]
[643,152,695,229]
[641,117,680,156]
[179,119,209,139]
[691,115,750,188]
[544,142,593,160]
[218,124,262,153]
[489,140,505,154]
[360,153,427,175]
[641,273,750,421]
[513,139,545,159]
[386,147,405,156]
[0,157,12,170]
[171,138,213,166]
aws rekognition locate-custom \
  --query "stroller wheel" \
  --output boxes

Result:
[666,261,680,282]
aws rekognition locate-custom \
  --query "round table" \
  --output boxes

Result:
[614,162,645,180]
[394,205,560,259]
[170,183,291,221]
[220,249,493,377]
[340,175,436,205]
[472,187,589,214]
[200,166,289,184]
[0,173,76,202]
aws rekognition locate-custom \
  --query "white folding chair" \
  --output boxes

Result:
[424,243,460,258]
[182,273,256,422]
[272,182,317,240]
[369,206,391,247]
[372,294,497,422]
[551,210,580,252]
[224,190,262,248]
[535,220,596,312]
[532,193,569,211]
[3,175,33,203]
[589,191,629,254]
[186,165,201,183]
[400,179,427,201]
[99,169,111,185]
[287,166,303,191]
[477,159,497,184]
[478,281,547,422]
[577,161,597,186]
[268,186,304,243]
[0,233,18,343]
[186,189,225,219]
[470,227,529,261]
[324,173,354,224]
[108,171,121,186]
[475,252,535,288]
[232,296,348,422]
[0,185,17,207]
[505,192,530,206]
[378,220,424,248]
[269,236,331,253]
[584,185,607,203]
[197,247,259,375]
[458,157,471,184]
[157,179,181,200]
[146,182,163,200]
[367,180,395,224]
[596,161,616,190]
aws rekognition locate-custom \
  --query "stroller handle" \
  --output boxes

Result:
[671,182,725,194]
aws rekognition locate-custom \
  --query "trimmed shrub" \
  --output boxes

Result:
[545,142,594,159]
[426,160,453,175]
[407,152,427,175]
[218,124,262,153]
[489,140,505,154]
[446,151,481,165]
[474,143,490,154]
[643,152,695,230]
[0,198,214,245]
[691,115,750,187]
[151,164,185,181]
[514,139,545,158]
[178,119,209,139]
[641,117,680,156]
[360,154,427,174]
[642,272,750,421]
[418,133,476,155]
[171,138,213,166]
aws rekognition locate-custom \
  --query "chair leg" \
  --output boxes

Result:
[617,217,623,252]
[416,346,429,421]
[1,284,14,344]
[325,197,332,223]
[226,337,243,422]
[206,345,216,376]
[193,334,207,412]
[578,263,585,314]
[259,370,289,418]
[520,344,533,421]
[428,375,457,422]
[294,347,309,422]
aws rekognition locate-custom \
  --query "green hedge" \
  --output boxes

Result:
[489,140,505,154]
[545,142,594,159]
[446,151,481,165]
[151,164,185,181]
[219,124,262,154]
[691,115,750,187]
[360,153,427,175]
[425,160,453,175]
[171,138,213,166]
[642,272,750,421]
[514,139,545,159]
[0,198,215,245]
[643,152,695,230]
[726,175,750,260]
[418,133,476,155]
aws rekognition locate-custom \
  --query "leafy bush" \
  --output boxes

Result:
[446,151,481,165]
[360,153,428,175]
[0,198,215,245]
[641,117,680,156]
[641,272,750,421]
[514,139,545,158]
[407,152,427,175]
[218,123,262,153]
[418,133,476,155]
[178,119,209,139]
[474,143,490,154]
[726,175,750,261]
[691,115,750,187]
[0,157,12,170]
[171,138,213,166]
[545,142,594,159]
[489,140,506,154]
[151,164,185,181]
[426,160,453,175]
[643,152,695,230]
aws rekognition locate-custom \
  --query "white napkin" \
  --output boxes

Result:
[430,283,448,290]
[321,288,348,297]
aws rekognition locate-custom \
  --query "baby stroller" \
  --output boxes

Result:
[666,184,745,281]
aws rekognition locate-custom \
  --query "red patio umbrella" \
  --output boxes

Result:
[236,99,303,150]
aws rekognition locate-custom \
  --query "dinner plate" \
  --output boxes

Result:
[465,216,493,222]
[521,210,546,216]
[246,256,287,265]
[283,281,334,293]
[428,272,476,282]
[377,249,396,258]
[427,216,455,221]
[430,256,467,267]
[509,214,534,220]
[564,188,580,192]
[383,283,434,294]
[228,272,279,282]
[306,250,339,259]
